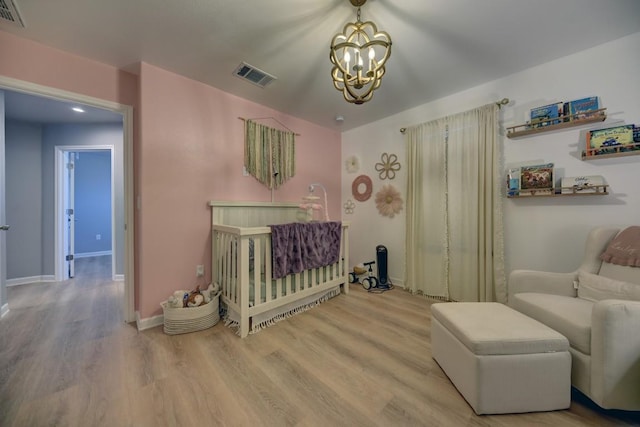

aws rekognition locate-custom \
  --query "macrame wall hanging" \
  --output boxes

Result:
[243,118,297,189]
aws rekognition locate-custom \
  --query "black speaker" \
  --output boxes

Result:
[376,245,389,285]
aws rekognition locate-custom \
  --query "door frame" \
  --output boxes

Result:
[0,75,135,323]
[55,146,115,281]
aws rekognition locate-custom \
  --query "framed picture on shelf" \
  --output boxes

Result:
[519,163,554,195]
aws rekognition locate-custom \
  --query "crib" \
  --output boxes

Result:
[209,201,349,337]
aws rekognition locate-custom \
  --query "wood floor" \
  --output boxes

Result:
[1,257,639,427]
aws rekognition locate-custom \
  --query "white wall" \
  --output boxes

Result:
[342,32,640,287]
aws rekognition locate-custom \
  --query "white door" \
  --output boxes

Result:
[63,152,76,278]
[1,91,7,315]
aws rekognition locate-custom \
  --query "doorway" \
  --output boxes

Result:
[57,148,114,280]
[0,76,135,323]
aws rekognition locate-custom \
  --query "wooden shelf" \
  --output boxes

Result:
[507,184,609,198]
[582,143,640,160]
[506,109,607,139]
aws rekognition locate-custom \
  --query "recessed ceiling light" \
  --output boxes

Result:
[72,107,85,113]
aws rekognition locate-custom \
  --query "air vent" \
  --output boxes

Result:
[233,62,277,88]
[0,0,25,28]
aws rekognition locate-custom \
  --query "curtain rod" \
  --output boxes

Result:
[399,98,510,134]
[238,117,301,136]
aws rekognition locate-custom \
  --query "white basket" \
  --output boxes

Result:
[161,292,220,335]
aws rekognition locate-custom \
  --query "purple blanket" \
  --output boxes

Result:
[270,221,342,279]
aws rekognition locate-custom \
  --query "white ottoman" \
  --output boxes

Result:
[431,302,571,415]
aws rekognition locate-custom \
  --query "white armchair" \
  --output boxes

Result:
[508,227,640,410]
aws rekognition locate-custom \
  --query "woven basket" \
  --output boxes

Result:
[161,292,220,335]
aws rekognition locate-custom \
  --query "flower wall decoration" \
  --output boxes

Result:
[345,155,360,173]
[375,152,401,180]
[343,199,355,215]
[352,175,373,202]
[375,184,403,218]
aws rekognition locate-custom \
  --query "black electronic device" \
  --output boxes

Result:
[376,245,389,286]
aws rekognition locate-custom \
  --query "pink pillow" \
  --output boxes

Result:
[600,226,640,267]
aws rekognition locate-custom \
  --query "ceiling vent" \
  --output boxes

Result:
[233,62,277,88]
[0,0,25,28]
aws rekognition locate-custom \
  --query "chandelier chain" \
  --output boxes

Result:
[356,7,361,22]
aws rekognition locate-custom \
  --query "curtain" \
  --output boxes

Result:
[244,120,296,189]
[405,104,506,302]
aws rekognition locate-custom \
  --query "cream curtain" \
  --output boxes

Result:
[244,120,296,189]
[405,104,506,302]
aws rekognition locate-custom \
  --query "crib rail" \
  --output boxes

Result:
[211,222,349,337]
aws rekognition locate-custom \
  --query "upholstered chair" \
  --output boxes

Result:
[508,226,640,410]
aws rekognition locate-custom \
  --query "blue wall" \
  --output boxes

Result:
[74,151,112,255]
[4,122,123,280]
[5,121,44,279]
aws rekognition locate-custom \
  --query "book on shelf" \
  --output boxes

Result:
[567,96,600,121]
[586,124,636,156]
[560,175,605,194]
[506,167,520,196]
[530,103,561,128]
[519,163,554,196]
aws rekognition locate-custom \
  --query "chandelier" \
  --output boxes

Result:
[330,0,392,105]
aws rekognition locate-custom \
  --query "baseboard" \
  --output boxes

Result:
[6,275,56,287]
[75,251,112,259]
[136,311,164,331]
[390,276,404,288]
[113,274,125,281]
[1,303,9,318]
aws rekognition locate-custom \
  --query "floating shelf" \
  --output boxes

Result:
[507,184,609,198]
[582,142,640,160]
[506,109,607,139]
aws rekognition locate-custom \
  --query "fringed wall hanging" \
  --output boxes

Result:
[243,118,297,189]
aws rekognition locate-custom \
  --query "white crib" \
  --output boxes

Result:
[209,201,349,337]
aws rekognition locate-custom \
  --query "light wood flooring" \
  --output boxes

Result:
[1,257,639,426]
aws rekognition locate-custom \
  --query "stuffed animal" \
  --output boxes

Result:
[201,283,213,303]
[167,290,189,308]
[186,286,204,307]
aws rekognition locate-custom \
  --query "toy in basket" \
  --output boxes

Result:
[161,284,221,335]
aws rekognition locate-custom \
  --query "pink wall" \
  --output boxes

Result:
[0,31,137,107]
[0,30,342,320]
[137,64,341,317]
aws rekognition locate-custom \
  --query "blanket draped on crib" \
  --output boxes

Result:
[270,221,342,279]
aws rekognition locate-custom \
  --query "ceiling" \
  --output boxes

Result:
[1,0,639,130]
[3,90,123,124]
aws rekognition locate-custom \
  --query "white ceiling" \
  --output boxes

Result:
[4,90,123,124]
[1,0,640,130]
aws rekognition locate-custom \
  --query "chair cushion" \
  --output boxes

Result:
[510,293,593,355]
[578,271,640,302]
